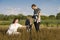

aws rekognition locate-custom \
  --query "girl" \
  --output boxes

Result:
[6,18,24,35]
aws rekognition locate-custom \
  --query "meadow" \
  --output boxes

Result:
[0,25,60,40]
[0,20,60,40]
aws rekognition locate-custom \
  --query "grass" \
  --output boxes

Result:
[0,20,60,40]
[0,20,60,28]
[0,25,60,40]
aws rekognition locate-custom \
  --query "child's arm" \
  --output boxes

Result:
[19,24,26,28]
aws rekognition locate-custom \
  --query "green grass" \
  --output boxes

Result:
[0,20,60,26]
[0,20,25,25]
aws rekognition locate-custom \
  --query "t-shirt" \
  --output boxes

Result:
[34,8,41,14]
[7,23,22,35]
[33,8,41,22]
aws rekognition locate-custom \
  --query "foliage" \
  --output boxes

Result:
[56,12,60,19]
[49,15,55,19]
[0,12,60,21]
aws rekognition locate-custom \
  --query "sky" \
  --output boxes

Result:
[0,0,60,16]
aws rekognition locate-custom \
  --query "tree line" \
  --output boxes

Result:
[0,12,60,21]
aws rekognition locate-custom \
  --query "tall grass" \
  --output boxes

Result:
[0,27,60,40]
[0,19,60,40]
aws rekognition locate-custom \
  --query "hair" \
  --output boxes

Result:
[31,4,36,7]
[12,18,18,23]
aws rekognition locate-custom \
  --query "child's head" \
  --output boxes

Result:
[31,4,37,10]
[27,16,33,24]
[12,18,19,23]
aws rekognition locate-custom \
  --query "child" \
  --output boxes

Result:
[31,4,41,32]
[25,17,32,32]
[6,18,24,35]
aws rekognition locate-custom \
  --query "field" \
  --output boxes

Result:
[0,25,60,40]
[0,20,60,40]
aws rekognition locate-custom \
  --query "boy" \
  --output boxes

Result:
[31,4,41,32]
[25,16,32,32]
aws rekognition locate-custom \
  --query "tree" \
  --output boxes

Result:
[8,15,17,20]
[56,12,60,19]
[41,15,48,20]
[49,15,55,19]
[17,14,27,20]
[3,15,9,20]
[0,14,5,20]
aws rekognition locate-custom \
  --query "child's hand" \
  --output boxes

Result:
[22,26,26,27]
